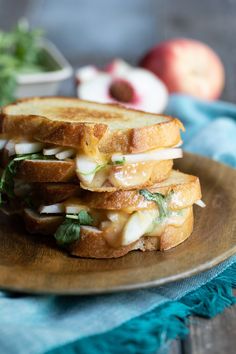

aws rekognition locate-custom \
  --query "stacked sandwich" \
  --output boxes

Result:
[0,98,204,258]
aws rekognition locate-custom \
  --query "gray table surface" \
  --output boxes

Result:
[0,0,235,353]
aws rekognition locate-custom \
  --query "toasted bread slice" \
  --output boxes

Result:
[84,170,202,211]
[16,159,76,183]
[1,97,183,153]
[23,206,193,258]
[26,169,200,209]
[31,183,80,204]
[16,158,173,190]
[23,209,64,235]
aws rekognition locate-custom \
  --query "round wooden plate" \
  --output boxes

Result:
[0,153,235,295]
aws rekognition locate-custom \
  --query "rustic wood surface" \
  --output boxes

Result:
[158,304,236,354]
[0,0,235,352]
[183,303,236,354]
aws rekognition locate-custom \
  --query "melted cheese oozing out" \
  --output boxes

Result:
[76,147,182,188]
[107,163,154,188]
[39,199,190,248]
[0,138,183,189]
[0,138,181,187]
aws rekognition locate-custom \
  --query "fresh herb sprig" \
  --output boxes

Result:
[113,157,126,165]
[0,20,44,105]
[0,153,54,205]
[139,189,169,220]
[78,158,126,177]
[54,210,93,245]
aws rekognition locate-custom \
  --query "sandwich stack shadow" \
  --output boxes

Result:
[0,98,203,258]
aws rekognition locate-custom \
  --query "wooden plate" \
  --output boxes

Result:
[0,153,235,295]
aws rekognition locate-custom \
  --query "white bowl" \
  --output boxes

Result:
[16,39,73,98]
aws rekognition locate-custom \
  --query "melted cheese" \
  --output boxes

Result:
[0,137,181,189]
[39,198,190,248]
[146,208,190,237]
[108,162,154,188]
[76,147,181,188]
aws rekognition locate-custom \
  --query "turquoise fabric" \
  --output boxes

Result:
[167,94,236,167]
[0,95,235,354]
[46,262,236,354]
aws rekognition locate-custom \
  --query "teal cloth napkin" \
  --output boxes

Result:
[0,94,235,354]
[167,94,236,166]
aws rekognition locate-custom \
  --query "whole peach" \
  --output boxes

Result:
[140,38,225,100]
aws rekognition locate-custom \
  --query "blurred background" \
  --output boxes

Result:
[0,0,234,101]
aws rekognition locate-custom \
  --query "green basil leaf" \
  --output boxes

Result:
[0,153,55,205]
[139,189,168,219]
[112,157,126,165]
[54,219,81,246]
[77,210,93,225]
[54,210,93,246]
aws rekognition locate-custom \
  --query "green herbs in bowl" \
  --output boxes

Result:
[0,20,72,105]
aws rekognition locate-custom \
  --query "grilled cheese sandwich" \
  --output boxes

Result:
[0,97,204,259]
[19,170,203,256]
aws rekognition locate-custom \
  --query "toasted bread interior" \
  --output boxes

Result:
[17,159,76,183]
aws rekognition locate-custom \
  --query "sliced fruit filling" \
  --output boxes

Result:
[0,137,182,189]
[34,186,204,247]
[32,199,192,248]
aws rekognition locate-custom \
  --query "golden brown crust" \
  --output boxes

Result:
[1,114,108,149]
[15,169,201,212]
[130,119,184,153]
[31,183,80,204]
[15,159,173,192]
[85,171,202,211]
[17,160,76,183]
[1,97,183,153]
[99,118,183,153]
[159,207,193,250]
[23,209,64,235]
[150,160,173,184]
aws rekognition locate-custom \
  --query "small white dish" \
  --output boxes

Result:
[16,39,73,98]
